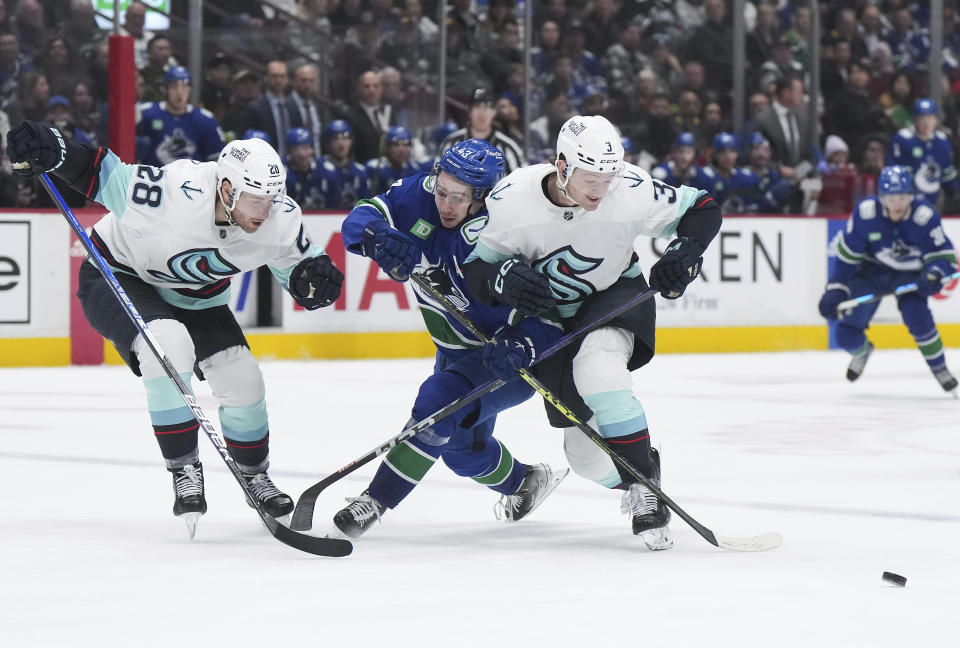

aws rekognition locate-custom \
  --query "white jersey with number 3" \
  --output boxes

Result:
[469,162,705,316]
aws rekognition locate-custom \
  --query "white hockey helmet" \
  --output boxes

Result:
[216,138,286,221]
[555,115,624,189]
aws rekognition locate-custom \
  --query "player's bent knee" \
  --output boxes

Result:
[199,345,265,407]
[563,424,616,481]
[572,327,635,396]
[133,319,195,378]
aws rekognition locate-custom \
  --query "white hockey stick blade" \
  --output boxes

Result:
[716,531,783,552]
[182,513,201,540]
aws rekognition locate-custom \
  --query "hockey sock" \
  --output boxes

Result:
[913,328,947,371]
[224,434,270,473]
[144,373,200,469]
[369,439,440,509]
[470,439,525,496]
[583,389,651,486]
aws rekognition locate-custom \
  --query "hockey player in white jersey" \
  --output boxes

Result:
[462,115,722,550]
[8,121,344,538]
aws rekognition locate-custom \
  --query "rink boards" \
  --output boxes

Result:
[1,210,958,367]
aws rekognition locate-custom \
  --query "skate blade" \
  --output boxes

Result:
[182,512,201,540]
[323,524,353,541]
[639,527,674,551]
[505,467,571,523]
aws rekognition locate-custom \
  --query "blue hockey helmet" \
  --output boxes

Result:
[749,131,770,149]
[434,138,505,201]
[323,119,353,140]
[878,165,914,195]
[713,132,737,151]
[165,66,192,84]
[386,126,412,145]
[620,136,635,154]
[286,127,314,147]
[673,132,696,149]
[912,98,938,117]
[431,121,459,146]
[243,129,272,145]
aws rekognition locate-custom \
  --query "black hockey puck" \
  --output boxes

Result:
[882,571,907,587]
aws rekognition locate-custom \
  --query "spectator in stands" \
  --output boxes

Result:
[365,125,424,195]
[652,131,700,187]
[674,90,703,145]
[858,134,887,177]
[539,53,593,115]
[887,98,960,206]
[45,94,93,144]
[495,93,524,149]
[378,67,411,134]
[782,5,813,68]
[200,52,232,125]
[402,0,438,44]
[561,20,605,93]
[648,37,683,98]
[36,36,77,98]
[221,68,260,140]
[289,0,334,57]
[377,14,438,89]
[332,14,383,99]
[284,127,333,210]
[820,38,852,105]
[0,29,33,102]
[443,18,489,102]
[438,87,524,174]
[246,60,303,157]
[532,20,561,80]
[758,35,804,93]
[527,85,572,164]
[747,1,779,71]
[14,0,45,60]
[71,79,99,145]
[86,39,110,105]
[122,0,156,70]
[140,36,174,103]
[816,134,862,214]
[603,23,650,108]
[827,59,886,154]
[481,18,522,87]
[479,0,518,50]
[136,66,225,166]
[581,0,621,61]
[636,92,678,161]
[858,4,889,55]
[885,6,915,70]
[334,69,396,164]
[320,119,370,209]
[291,63,325,157]
[686,0,733,96]
[4,71,49,125]
[447,0,483,52]
[829,6,868,62]
[60,0,102,59]
[878,71,915,132]
[754,75,815,182]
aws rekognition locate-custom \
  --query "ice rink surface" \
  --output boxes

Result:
[2,349,959,647]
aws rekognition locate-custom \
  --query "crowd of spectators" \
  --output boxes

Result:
[2,0,960,215]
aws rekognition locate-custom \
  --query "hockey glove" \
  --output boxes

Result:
[648,237,704,299]
[916,260,956,297]
[486,258,556,317]
[361,219,420,281]
[8,121,68,176]
[288,255,343,310]
[482,334,535,381]
[817,284,850,320]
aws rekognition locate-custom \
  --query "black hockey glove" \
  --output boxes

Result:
[486,258,556,317]
[482,334,535,381]
[916,260,955,297]
[648,237,704,299]
[288,255,343,310]
[361,218,420,281]
[817,284,850,320]
[8,121,68,176]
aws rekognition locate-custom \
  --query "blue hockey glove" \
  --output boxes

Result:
[649,237,704,299]
[818,284,850,320]
[8,120,68,176]
[288,255,343,310]
[917,260,955,297]
[481,334,535,380]
[486,258,556,316]
[361,219,420,281]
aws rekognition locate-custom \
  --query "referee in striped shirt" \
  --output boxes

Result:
[437,88,526,174]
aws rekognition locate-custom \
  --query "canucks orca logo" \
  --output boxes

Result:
[419,265,469,310]
[915,158,943,195]
[534,246,602,304]
[148,248,240,283]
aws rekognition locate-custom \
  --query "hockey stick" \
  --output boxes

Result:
[38,172,352,558]
[836,271,960,315]
[412,273,783,552]
[289,278,659,531]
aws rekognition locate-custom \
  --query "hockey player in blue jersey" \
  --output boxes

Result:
[283,127,335,210]
[651,132,699,187]
[330,139,568,539]
[8,121,345,537]
[137,66,226,167]
[695,132,749,209]
[818,165,958,393]
[886,98,960,205]
[364,126,426,195]
[730,132,790,213]
[319,119,370,209]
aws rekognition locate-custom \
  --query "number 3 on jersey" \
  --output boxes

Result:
[132,165,164,207]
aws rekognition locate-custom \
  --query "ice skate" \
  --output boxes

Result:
[933,367,959,397]
[495,463,569,522]
[332,490,386,539]
[170,462,207,540]
[846,342,874,382]
[242,471,294,519]
[620,449,673,551]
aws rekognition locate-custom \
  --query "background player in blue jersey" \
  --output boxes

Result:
[136,66,225,167]
[331,139,567,539]
[283,127,334,210]
[818,165,958,394]
[695,132,748,209]
[730,132,791,213]
[886,98,960,206]
[364,126,427,195]
[651,132,699,187]
[8,122,344,537]
[319,119,370,209]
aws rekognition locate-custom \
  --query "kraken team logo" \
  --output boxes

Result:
[534,246,602,304]
[148,248,240,283]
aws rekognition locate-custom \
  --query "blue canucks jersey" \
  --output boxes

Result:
[321,157,370,209]
[285,158,336,210]
[136,102,225,167]
[886,127,959,203]
[832,196,957,284]
[728,166,790,213]
[651,161,699,188]
[364,157,428,195]
[341,172,561,360]
[690,166,749,210]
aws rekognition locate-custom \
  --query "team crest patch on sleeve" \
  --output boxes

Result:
[460,215,488,244]
[410,219,435,239]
